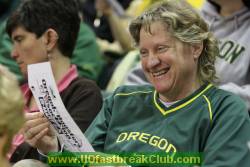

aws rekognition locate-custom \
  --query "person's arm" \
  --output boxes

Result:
[202,95,250,166]
[106,11,133,52]
[219,83,250,110]
[95,0,133,52]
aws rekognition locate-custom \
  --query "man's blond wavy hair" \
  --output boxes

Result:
[0,65,24,154]
[129,0,219,83]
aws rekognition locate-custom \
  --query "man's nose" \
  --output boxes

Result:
[11,47,18,60]
[147,55,160,68]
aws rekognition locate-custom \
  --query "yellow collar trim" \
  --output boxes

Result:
[202,95,213,122]
[115,90,153,97]
[154,84,213,115]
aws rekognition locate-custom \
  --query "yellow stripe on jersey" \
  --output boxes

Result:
[115,90,153,97]
[154,84,213,115]
[202,95,213,122]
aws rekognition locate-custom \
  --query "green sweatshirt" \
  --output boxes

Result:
[86,84,250,167]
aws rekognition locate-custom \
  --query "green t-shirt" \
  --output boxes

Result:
[86,84,250,166]
[72,23,104,81]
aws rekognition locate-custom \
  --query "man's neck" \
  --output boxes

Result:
[215,0,245,16]
[50,52,71,83]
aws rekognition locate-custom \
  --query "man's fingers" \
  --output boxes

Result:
[48,125,57,137]
[23,116,48,132]
[25,112,44,120]
[27,128,49,147]
[24,122,50,140]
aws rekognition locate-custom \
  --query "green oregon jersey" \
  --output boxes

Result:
[86,84,250,166]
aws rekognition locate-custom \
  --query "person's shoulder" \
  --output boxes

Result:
[61,77,101,98]
[61,77,102,105]
[103,85,154,105]
[113,84,154,96]
[79,22,96,39]
[207,86,248,116]
[212,87,246,105]
[70,77,100,91]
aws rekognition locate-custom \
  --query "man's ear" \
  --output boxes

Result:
[42,28,59,52]
[191,42,203,59]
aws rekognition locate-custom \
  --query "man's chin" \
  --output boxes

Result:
[154,85,169,94]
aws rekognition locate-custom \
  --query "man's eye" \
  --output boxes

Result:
[158,46,168,53]
[13,36,23,43]
[16,37,23,42]
[140,50,148,57]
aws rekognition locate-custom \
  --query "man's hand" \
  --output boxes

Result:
[22,112,58,154]
[95,0,113,16]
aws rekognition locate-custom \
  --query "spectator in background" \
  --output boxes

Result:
[5,0,102,163]
[0,65,24,167]
[82,0,131,43]
[95,0,161,89]
[94,0,204,53]
[95,0,160,54]
[23,1,250,166]
[71,20,105,81]
[0,0,104,83]
[125,0,250,111]
[201,0,250,110]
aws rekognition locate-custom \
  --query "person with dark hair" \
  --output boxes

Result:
[6,0,102,163]
[23,0,250,166]
[0,0,104,83]
[6,0,80,61]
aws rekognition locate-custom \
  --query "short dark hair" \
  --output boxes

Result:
[6,0,80,57]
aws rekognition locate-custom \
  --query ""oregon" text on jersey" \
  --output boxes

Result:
[116,132,177,155]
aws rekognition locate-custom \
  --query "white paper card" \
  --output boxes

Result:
[28,62,94,152]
